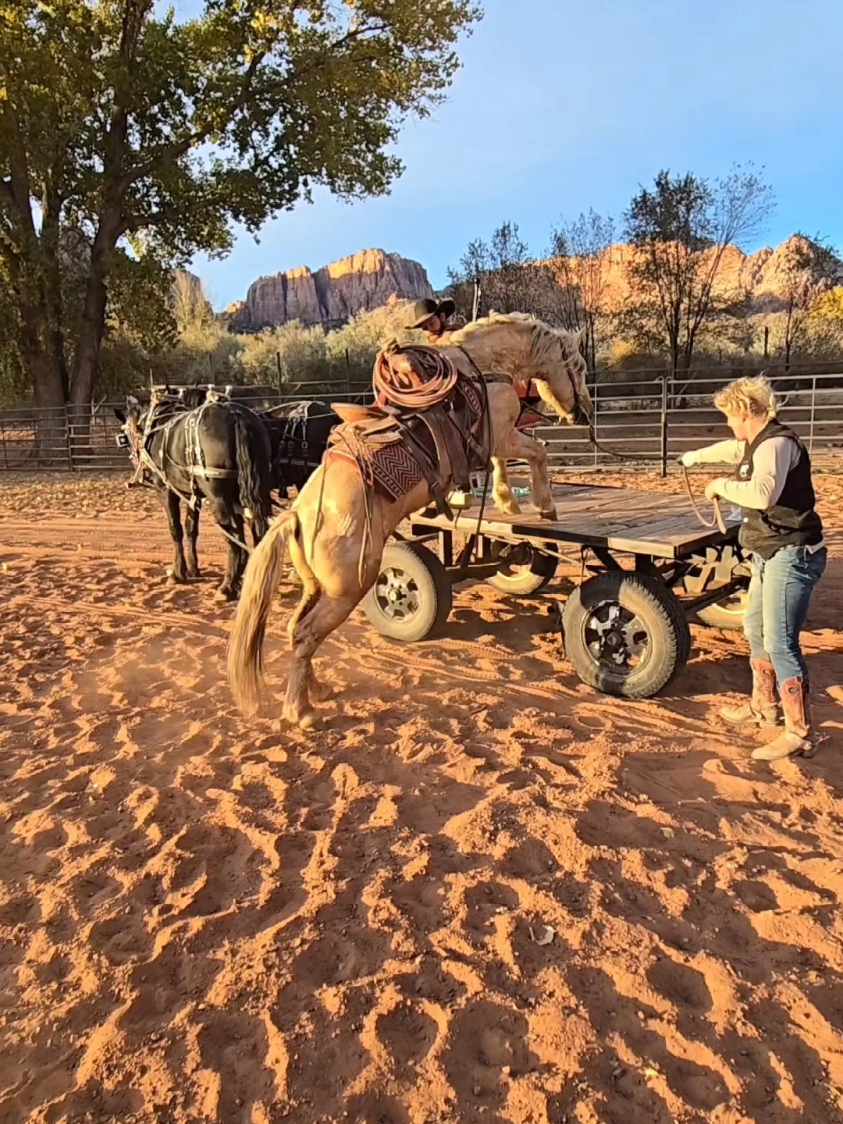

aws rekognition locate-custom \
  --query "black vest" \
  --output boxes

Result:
[737,419,823,559]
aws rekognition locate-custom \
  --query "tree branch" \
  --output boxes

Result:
[117,17,388,194]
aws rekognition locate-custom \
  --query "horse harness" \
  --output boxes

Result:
[127,393,256,554]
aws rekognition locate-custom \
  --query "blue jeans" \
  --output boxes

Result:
[744,545,827,683]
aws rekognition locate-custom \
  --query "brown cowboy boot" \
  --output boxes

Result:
[751,677,815,761]
[720,658,780,728]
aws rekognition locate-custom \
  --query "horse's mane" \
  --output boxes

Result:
[450,311,584,362]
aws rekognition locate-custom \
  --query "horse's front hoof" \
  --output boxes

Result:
[187,569,202,581]
[167,568,188,585]
[214,585,238,603]
[540,507,558,521]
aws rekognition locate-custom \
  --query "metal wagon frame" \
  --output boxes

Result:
[360,479,751,699]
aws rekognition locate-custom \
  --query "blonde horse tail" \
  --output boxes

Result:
[228,510,299,717]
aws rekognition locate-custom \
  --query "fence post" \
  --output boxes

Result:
[808,375,817,455]
[592,383,598,468]
[0,412,7,470]
[660,375,669,478]
[345,348,351,399]
[64,405,74,471]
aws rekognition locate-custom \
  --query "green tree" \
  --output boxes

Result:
[0,0,480,413]
[622,167,774,378]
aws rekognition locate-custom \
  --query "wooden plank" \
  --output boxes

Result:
[409,481,739,558]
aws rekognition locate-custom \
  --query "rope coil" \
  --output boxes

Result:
[373,345,458,409]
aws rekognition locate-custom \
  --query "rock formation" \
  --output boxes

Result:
[229,249,433,331]
[544,236,842,315]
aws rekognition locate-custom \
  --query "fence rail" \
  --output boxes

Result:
[2,371,843,473]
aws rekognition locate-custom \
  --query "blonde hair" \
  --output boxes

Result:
[713,375,778,420]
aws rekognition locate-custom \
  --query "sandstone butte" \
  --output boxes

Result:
[222,236,842,331]
[227,248,434,330]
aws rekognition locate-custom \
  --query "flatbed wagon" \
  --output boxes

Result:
[361,479,751,699]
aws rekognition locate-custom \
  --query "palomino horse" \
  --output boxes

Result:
[228,314,593,728]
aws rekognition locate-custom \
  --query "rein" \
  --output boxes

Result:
[680,464,727,535]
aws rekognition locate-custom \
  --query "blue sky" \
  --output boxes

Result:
[190,0,843,310]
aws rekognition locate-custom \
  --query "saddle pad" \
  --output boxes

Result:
[327,430,424,501]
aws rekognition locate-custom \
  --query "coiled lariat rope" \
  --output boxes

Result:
[373,345,458,409]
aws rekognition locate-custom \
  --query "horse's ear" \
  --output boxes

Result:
[113,408,126,423]
[127,394,139,405]
[576,327,586,348]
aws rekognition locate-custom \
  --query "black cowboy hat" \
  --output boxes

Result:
[405,297,456,330]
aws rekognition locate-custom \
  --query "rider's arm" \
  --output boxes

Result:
[681,439,743,467]
[716,437,799,510]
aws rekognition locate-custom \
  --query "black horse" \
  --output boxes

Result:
[260,399,336,497]
[115,390,273,601]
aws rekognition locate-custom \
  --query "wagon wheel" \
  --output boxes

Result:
[486,544,558,596]
[362,542,453,642]
[562,571,691,699]
[694,587,749,631]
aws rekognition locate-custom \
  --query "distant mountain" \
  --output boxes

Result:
[226,248,434,330]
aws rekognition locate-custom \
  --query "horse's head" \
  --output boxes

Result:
[113,395,146,463]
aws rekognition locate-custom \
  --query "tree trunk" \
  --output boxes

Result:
[69,212,120,460]
[71,222,116,407]
[22,335,68,468]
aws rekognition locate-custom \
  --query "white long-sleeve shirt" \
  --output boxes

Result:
[685,436,800,510]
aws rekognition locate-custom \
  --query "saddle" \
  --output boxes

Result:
[326,343,488,515]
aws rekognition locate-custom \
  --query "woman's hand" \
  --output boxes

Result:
[704,478,727,502]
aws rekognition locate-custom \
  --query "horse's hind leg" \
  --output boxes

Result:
[284,591,358,729]
[185,501,201,579]
[163,490,189,583]
[215,503,247,602]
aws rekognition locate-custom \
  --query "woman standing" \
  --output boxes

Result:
[681,375,826,761]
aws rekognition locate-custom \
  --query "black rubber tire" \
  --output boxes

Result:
[562,570,692,698]
[362,542,453,642]
[486,546,558,596]
[695,588,748,631]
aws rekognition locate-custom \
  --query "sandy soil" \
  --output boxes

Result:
[1,468,843,1124]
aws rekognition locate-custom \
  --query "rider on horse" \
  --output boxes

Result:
[405,298,463,345]
[405,299,543,428]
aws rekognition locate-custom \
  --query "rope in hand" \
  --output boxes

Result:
[373,345,458,410]
[681,463,727,535]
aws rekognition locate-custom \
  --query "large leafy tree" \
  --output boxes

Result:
[0,0,480,410]
[621,167,773,378]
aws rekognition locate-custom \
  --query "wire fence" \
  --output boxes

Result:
[2,369,843,474]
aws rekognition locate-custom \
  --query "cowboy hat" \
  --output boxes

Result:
[405,298,456,330]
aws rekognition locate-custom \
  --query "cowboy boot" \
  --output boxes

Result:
[720,658,780,728]
[751,677,815,761]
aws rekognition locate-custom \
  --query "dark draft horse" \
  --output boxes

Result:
[115,390,273,600]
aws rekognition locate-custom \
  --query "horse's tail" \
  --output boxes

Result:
[233,408,271,538]
[228,510,298,717]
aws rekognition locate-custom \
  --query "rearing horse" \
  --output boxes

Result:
[227,314,592,728]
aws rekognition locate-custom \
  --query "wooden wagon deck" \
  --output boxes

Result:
[410,480,741,559]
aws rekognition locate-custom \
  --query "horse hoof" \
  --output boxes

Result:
[168,570,187,585]
[540,507,558,521]
[310,682,334,703]
[299,712,323,731]
[214,586,237,603]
